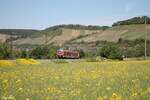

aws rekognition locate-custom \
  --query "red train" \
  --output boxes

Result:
[57,49,80,59]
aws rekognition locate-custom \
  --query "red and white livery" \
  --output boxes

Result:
[57,49,80,59]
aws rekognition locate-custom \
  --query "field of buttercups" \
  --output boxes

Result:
[0,59,150,100]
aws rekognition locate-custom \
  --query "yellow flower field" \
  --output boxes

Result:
[0,60,150,100]
[0,60,16,67]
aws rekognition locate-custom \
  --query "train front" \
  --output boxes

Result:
[56,48,64,58]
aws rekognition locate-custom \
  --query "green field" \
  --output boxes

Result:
[0,60,150,100]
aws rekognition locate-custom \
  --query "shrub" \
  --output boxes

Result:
[100,43,123,60]
[0,43,12,59]
[79,50,85,58]
[20,50,28,58]
[48,48,57,59]
[30,46,58,59]
[30,46,49,59]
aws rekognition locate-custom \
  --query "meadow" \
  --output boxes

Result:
[0,59,150,100]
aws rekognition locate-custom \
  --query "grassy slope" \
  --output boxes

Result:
[13,24,150,46]
[0,29,39,43]
[13,28,101,45]
[72,24,150,43]
[0,29,38,36]
[0,60,150,99]
[0,33,10,42]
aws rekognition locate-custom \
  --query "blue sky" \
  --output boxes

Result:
[0,0,150,29]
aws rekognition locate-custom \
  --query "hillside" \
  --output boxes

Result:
[0,29,38,36]
[0,29,39,41]
[13,28,102,46]
[1,16,150,47]
[112,16,150,26]
[71,24,150,43]
[12,24,150,47]
[0,34,10,43]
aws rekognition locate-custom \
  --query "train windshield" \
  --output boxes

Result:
[58,48,64,52]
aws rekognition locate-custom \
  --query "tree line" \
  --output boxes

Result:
[0,44,59,59]
[112,16,150,26]
[0,38,150,60]
[45,24,110,31]
[76,38,150,60]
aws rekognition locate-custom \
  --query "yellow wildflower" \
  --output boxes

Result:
[0,60,15,67]
[16,79,21,83]
[106,87,111,91]
[45,97,50,100]
[147,87,150,93]
[18,87,23,92]
[16,59,40,65]
[25,98,30,100]
[97,96,103,100]
[110,93,121,100]
[3,79,8,83]
[132,92,138,97]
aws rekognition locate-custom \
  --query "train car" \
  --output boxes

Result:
[57,49,80,59]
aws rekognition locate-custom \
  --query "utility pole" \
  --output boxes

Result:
[144,16,147,60]
[44,32,48,46]
[10,32,13,59]
[10,32,13,50]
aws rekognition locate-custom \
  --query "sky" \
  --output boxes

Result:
[0,0,150,29]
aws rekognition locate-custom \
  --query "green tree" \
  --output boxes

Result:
[100,44,123,60]
[79,50,85,58]
[0,43,12,59]
[30,46,49,59]
[21,50,28,58]
[48,48,57,59]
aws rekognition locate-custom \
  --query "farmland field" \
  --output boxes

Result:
[0,59,150,100]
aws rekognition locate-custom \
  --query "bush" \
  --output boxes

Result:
[0,43,12,59]
[30,46,58,59]
[118,38,149,57]
[79,50,85,58]
[30,46,50,59]
[100,43,123,60]
[48,48,57,59]
[20,50,28,58]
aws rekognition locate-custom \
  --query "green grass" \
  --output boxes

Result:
[0,60,150,100]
